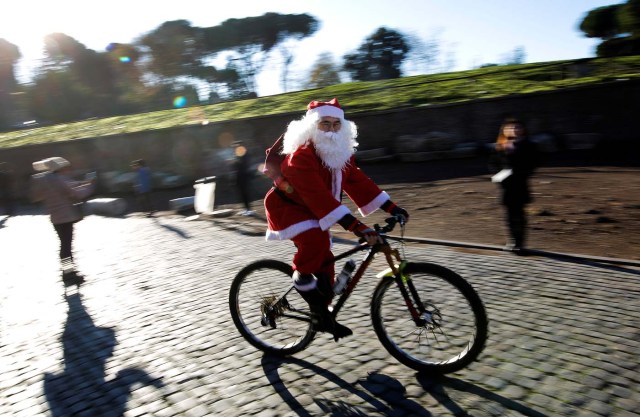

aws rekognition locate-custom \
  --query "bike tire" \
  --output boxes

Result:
[229,259,316,356]
[371,262,488,374]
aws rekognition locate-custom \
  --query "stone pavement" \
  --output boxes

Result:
[1,212,639,417]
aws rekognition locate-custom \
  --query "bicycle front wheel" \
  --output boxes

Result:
[371,262,488,374]
[229,260,315,356]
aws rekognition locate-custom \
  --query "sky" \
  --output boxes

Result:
[1,0,623,97]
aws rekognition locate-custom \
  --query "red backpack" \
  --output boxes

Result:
[263,133,292,192]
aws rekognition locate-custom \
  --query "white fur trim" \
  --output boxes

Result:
[332,169,342,200]
[265,220,319,241]
[293,273,318,291]
[319,205,351,231]
[358,192,390,216]
[294,280,317,291]
[306,106,344,119]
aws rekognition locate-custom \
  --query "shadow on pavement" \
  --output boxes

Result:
[528,249,640,274]
[151,217,191,238]
[210,214,267,237]
[261,355,431,416]
[44,292,163,417]
[416,373,548,417]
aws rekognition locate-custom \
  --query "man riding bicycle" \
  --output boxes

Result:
[264,98,409,341]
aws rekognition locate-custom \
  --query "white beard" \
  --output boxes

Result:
[312,128,357,171]
[282,114,359,171]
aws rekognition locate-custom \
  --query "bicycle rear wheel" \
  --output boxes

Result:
[229,260,315,356]
[371,262,488,374]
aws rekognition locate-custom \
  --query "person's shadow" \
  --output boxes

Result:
[44,293,163,417]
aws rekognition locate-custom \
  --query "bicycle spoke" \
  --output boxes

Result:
[229,260,315,355]
[371,262,487,374]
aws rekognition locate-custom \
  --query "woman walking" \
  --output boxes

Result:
[30,157,95,284]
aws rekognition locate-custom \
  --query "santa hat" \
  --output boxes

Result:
[306,98,344,119]
[32,156,70,172]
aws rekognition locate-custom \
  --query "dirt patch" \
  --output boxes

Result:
[159,156,640,262]
[371,166,640,261]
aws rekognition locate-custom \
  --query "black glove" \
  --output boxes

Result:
[337,213,381,245]
[382,201,409,224]
[352,222,381,245]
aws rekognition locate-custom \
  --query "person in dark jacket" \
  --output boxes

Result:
[130,159,154,216]
[232,141,254,216]
[490,118,540,253]
[0,162,13,218]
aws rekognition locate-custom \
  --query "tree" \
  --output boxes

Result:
[580,5,622,40]
[401,30,442,75]
[30,33,167,121]
[0,39,20,92]
[502,46,527,65]
[304,52,342,89]
[579,0,640,57]
[343,27,410,82]
[27,69,92,123]
[137,20,207,81]
[201,13,319,96]
[0,38,21,129]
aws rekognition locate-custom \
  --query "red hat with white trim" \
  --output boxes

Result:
[306,98,344,119]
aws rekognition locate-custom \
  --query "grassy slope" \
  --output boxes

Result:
[1,56,639,149]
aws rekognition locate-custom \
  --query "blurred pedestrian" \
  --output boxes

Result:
[30,157,96,284]
[232,141,254,216]
[130,159,154,217]
[490,117,540,253]
[0,162,14,217]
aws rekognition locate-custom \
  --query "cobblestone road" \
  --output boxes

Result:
[1,213,639,416]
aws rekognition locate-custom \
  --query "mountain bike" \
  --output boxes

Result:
[229,216,488,374]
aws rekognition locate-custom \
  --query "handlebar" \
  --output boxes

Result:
[375,215,405,234]
[357,215,405,244]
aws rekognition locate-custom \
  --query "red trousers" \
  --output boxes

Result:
[291,227,335,283]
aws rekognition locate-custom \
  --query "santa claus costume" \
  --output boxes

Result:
[264,98,407,340]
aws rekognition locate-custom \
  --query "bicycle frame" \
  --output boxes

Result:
[329,236,427,326]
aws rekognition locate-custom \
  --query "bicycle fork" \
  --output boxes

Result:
[377,248,437,328]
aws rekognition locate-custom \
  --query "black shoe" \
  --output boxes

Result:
[310,308,353,341]
[62,271,85,286]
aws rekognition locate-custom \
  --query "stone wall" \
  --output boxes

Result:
[2,78,638,200]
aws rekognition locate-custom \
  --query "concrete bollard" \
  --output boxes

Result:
[83,198,127,216]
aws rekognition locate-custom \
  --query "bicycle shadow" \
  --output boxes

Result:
[416,373,549,417]
[260,355,431,416]
[44,292,163,417]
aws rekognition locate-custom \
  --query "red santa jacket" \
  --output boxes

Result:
[264,144,389,241]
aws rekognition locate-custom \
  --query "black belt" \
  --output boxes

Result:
[273,186,299,206]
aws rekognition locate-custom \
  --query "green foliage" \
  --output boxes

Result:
[137,20,206,80]
[199,13,319,95]
[135,13,320,97]
[580,5,622,39]
[305,52,342,89]
[579,0,640,57]
[0,38,21,129]
[619,0,640,36]
[1,56,639,149]
[343,27,410,81]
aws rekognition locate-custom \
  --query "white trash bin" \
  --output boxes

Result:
[193,176,216,215]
